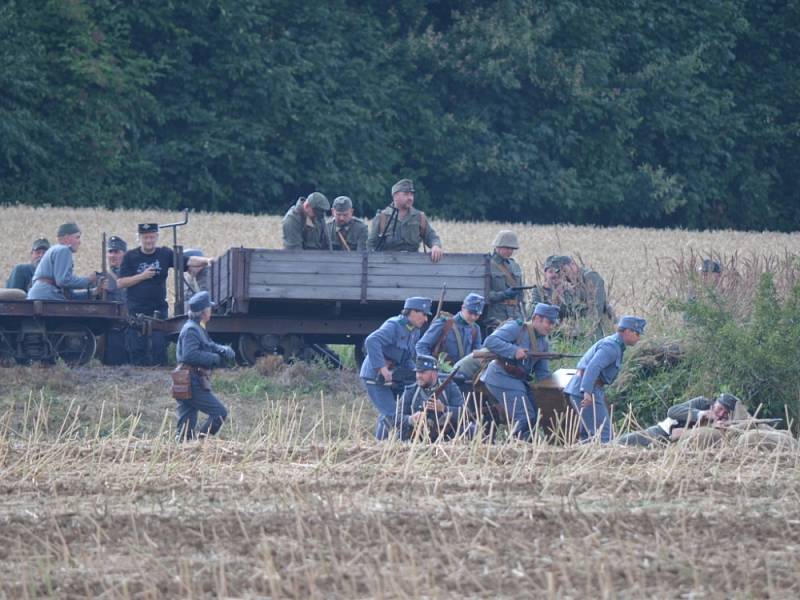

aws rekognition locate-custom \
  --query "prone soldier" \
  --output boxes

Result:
[485,230,526,332]
[28,223,100,300]
[399,354,466,441]
[359,296,432,439]
[174,292,235,441]
[416,292,485,366]
[6,238,50,293]
[617,393,739,447]
[282,192,331,250]
[478,303,560,441]
[327,196,368,251]
[564,315,646,443]
[367,178,444,262]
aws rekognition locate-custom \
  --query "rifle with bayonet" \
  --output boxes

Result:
[433,283,447,319]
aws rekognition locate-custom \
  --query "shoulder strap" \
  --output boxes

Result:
[432,317,457,359]
[418,211,428,250]
[378,211,388,236]
[494,258,520,288]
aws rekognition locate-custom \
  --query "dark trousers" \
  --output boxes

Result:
[102,329,128,366]
[126,328,167,366]
[176,375,228,441]
[616,425,669,447]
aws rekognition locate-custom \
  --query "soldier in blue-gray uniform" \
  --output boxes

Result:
[616,393,738,447]
[564,315,646,443]
[398,354,465,441]
[102,236,129,365]
[175,292,235,441]
[416,292,484,365]
[28,223,99,300]
[6,238,50,292]
[360,296,432,439]
[479,303,559,441]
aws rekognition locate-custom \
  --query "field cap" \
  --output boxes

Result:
[57,223,80,237]
[545,255,573,271]
[462,292,485,314]
[533,303,559,323]
[188,291,215,312]
[415,354,438,372]
[332,196,353,212]
[492,230,519,249]
[138,223,159,234]
[404,296,432,315]
[31,238,50,251]
[715,393,738,412]
[618,315,646,334]
[699,259,722,274]
[391,178,414,195]
[306,192,330,212]
[106,236,127,252]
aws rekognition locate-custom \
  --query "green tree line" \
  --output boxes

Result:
[1,0,798,230]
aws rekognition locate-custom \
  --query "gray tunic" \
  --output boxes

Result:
[27,245,90,300]
[367,206,441,252]
[326,217,368,251]
[282,199,329,250]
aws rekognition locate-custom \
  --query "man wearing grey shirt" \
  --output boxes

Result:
[27,223,98,300]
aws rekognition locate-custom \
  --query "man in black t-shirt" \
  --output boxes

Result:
[118,223,213,365]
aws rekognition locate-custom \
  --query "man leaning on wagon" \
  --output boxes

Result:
[102,235,129,365]
[360,296,432,439]
[117,223,212,366]
[6,237,50,293]
[564,315,646,443]
[28,223,99,300]
[327,196,368,251]
[282,192,331,250]
[367,178,443,262]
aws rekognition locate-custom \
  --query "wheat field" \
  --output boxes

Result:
[2,204,800,598]
[2,204,798,319]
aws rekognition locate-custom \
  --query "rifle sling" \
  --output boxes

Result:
[494,258,521,288]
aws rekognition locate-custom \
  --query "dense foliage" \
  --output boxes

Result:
[1,1,798,230]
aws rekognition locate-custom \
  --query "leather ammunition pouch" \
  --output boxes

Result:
[171,364,192,400]
[494,358,527,380]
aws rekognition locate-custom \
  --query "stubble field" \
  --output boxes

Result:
[1,205,800,598]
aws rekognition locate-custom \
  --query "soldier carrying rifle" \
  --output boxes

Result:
[360,296,432,439]
[398,355,466,441]
[477,303,562,441]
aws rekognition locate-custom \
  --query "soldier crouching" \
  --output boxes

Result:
[400,354,467,441]
[174,292,235,441]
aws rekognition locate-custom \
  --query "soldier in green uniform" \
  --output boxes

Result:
[5,238,50,292]
[326,196,368,251]
[367,178,443,262]
[530,255,575,321]
[282,192,331,250]
[484,230,525,332]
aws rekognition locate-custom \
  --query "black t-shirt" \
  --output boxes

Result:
[120,246,177,316]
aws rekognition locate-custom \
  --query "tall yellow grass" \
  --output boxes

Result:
[1,204,797,317]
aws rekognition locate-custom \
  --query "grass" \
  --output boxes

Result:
[2,205,800,597]
[1,394,799,598]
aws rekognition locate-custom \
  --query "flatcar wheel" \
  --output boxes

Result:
[49,327,97,366]
[237,334,262,366]
[0,331,16,367]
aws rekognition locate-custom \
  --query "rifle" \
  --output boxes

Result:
[472,349,582,361]
[715,417,782,429]
[374,204,399,251]
[511,286,537,291]
[472,349,581,380]
[434,283,447,319]
[375,366,416,387]
[412,365,463,439]
[99,232,108,301]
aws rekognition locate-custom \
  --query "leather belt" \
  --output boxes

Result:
[576,368,605,388]
[500,300,518,306]
[36,277,59,288]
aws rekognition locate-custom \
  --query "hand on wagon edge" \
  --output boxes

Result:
[430,245,443,263]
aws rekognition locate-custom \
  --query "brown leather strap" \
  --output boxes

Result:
[337,229,351,251]
[494,259,520,288]
[36,277,58,287]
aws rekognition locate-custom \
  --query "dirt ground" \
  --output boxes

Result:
[1,366,799,598]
